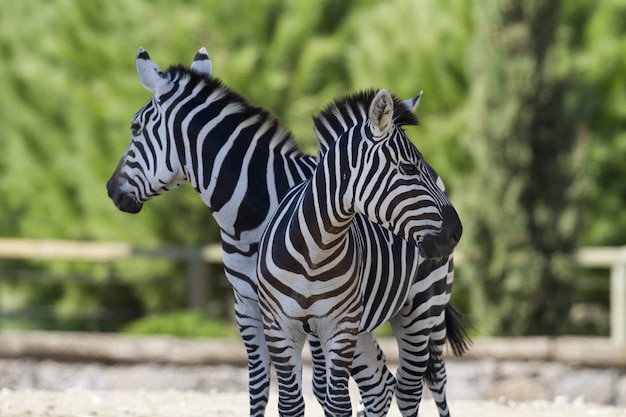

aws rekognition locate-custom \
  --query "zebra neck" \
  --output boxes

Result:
[178,118,313,242]
[291,166,356,260]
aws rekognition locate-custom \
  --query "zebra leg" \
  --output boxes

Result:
[390,314,430,417]
[351,332,395,417]
[320,331,358,417]
[234,294,272,417]
[308,334,328,407]
[262,308,307,417]
[243,327,272,417]
[426,258,470,417]
[271,340,306,417]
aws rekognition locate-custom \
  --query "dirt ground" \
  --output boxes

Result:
[1,390,625,417]
[1,333,625,416]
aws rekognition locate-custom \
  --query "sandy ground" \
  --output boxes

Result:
[1,334,625,416]
[1,390,625,417]
[1,360,625,417]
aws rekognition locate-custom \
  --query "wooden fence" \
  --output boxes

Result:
[0,238,624,343]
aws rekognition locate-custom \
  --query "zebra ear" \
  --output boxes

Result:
[136,47,170,94]
[190,47,212,77]
[369,89,394,137]
[401,90,423,113]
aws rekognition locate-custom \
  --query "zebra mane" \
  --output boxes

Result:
[163,64,302,154]
[312,89,419,157]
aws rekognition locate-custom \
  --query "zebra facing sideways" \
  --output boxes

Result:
[311,92,470,417]
[257,88,464,417]
[107,48,315,417]
[106,48,459,417]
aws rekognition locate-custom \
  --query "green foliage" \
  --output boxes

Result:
[575,0,626,246]
[0,0,474,332]
[0,0,624,335]
[0,0,473,241]
[457,0,596,335]
[121,310,238,339]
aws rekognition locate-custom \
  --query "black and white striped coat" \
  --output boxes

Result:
[311,90,470,417]
[107,49,411,417]
[107,49,468,417]
[257,89,463,417]
[108,48,315,417]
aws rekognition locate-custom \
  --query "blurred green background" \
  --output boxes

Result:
[0,0,624,337]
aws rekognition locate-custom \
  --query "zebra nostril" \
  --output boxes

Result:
[452,227,462,243]
[441,205,462,245]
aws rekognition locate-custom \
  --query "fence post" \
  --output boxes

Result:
[0,263,3,330]
[610,248,626,344]
[187,251,209,311]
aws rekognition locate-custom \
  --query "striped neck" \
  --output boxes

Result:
[289,137,357,261]
[160,67,315,241]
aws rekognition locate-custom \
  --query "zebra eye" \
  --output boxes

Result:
[130,122,142,136]
[399,162,419,176]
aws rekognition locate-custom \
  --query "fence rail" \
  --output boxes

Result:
[0,239,624,343]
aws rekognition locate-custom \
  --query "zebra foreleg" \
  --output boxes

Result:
[234,296,272,417]
[307,334,327,407]
[351,332,395,417]
[264,320,307,417]
[319,331,358,417]
[272,348,306,417]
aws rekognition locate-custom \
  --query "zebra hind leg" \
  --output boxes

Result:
[425,303,472,417]
[424,333,450,417]
[390,315,430,417]
[393,344,428,417]
[261,304,307,417]
[351,332,395,417]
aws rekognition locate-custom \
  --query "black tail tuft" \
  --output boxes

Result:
[424,341,441,386]
[424,303,472,386]
[445,303,472,357]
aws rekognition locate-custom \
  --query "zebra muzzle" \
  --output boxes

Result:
[106,178,144,214]
[418,205,462,259]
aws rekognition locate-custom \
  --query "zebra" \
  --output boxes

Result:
[257,88,463,417]
[106,47,419,417]
[310,91,470,417]
[107,47,315,417]
[107,48,468,417]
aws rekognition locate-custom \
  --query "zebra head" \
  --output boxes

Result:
[106,47,213,213]
[317,88,462,259]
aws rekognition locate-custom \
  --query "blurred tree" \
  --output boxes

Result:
[457,0,592,335]
[337,0,474,192]
[0,0,476,331]
[575,0,626,246]
[0,0,623,333]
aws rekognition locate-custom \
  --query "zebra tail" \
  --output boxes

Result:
[424,340,442,386]
[424,303,472,386]
[445,303,472,357]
